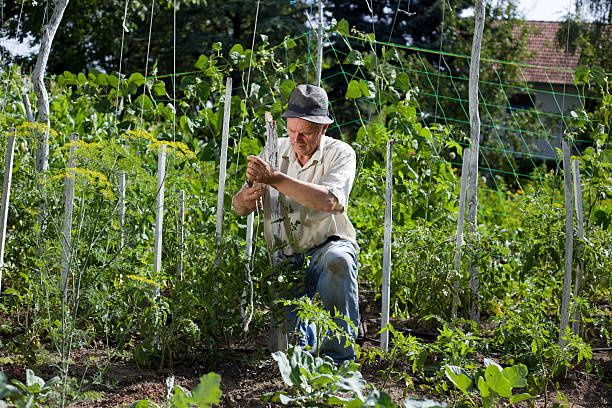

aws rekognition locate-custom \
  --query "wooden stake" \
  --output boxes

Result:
[32,0,69,173]
[215,77,232,263]
[466,0,485,324]
[559,138,573,347]
[153,144,167,298]
[22,93,34,122]
[177,189,185,280]
[60,133,78,297]
[571,159,584,337]
[452,147,471,319]
[380,139,394,352]
[266,111,288,352]
[316,0,324,87]
[0,128,16,294]
[119,171,126,249]
[241,212,255,332]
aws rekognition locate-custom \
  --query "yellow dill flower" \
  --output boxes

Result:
[121,129,155,142]
[126,274,161,287]
[150,140,196,160]
[16,122,59,139]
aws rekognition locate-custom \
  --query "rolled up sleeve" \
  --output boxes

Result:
[319,148,356,212]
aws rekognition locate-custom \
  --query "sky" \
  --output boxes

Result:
[516,0,592,21]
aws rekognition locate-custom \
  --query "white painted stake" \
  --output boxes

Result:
[451,148,471,319]
[60,133,79,296]
[119,171,126,248]
[266,111,288,352]
[153,144,167,298]
[241,212,255,332]
[215,77,232,262]
[316,0,324,87]
[0,128,16,294]
[559,138,573,347]
[466,0,485,324]
[571,159,584,337]
[381,139,394,352]
[177,189,185,280]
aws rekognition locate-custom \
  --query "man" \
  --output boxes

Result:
[232,84,359,362]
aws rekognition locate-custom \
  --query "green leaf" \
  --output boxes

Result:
[574,65,589,85]
[344,50,364,66]
[77,73,87,86]
[346,80,362,100]
[271,351,295,387]
[129,72,146,87]
[195,55,208,70]
[395,72,411,91]
[153,82,166,96]
[404,397,449,408]
[171,386,190,408]
[130,401,156,408]
[335,18,350,36]
[444,365,472,394]
[509,392,536,403]
[284,36,297,49]
[590,65,606,87]
[212,42,222,52]
[484,364,512,398]
[279,79,297,100]
[358,79,372,98]
[195,82,211,100]
[191,373,221,407]
[229,43,244,56]
[477,376,490,397]
[502,364,528,388]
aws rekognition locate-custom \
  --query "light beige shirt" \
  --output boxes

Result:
[261,135,358,256]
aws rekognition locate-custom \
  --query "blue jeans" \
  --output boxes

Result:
[286,238,359,362]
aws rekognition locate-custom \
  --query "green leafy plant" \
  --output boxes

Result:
[0,369,60,408]
[283,295,358,359]
[263,346,395,407]
[444,359,535,407]
[131,373,221,408]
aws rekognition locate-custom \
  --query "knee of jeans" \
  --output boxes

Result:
[325,251,355,281]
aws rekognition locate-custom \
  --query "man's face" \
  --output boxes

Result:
[286,117,327,161]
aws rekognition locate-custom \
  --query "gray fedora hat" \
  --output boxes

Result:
[281,84,334,124]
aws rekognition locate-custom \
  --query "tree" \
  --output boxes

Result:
[1,0,309,75]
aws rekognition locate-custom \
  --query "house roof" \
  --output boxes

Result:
[517,21,580,85]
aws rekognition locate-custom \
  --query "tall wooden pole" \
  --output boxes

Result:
[571,159,585,336]
[380,139,394,352]
[0,128,16,294]
[559,138,574,347]
[466,0,485,324]
[316,0,324,87]
[60,133,78,297]
[215,77,232,265]
[266,111,288,352]
[242,212,255,332]
[153,144,167,298]
[451,147,471,319]
[32,0,69,174]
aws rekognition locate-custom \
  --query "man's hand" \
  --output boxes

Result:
[232,181,268,216]
[246,155,279,186]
